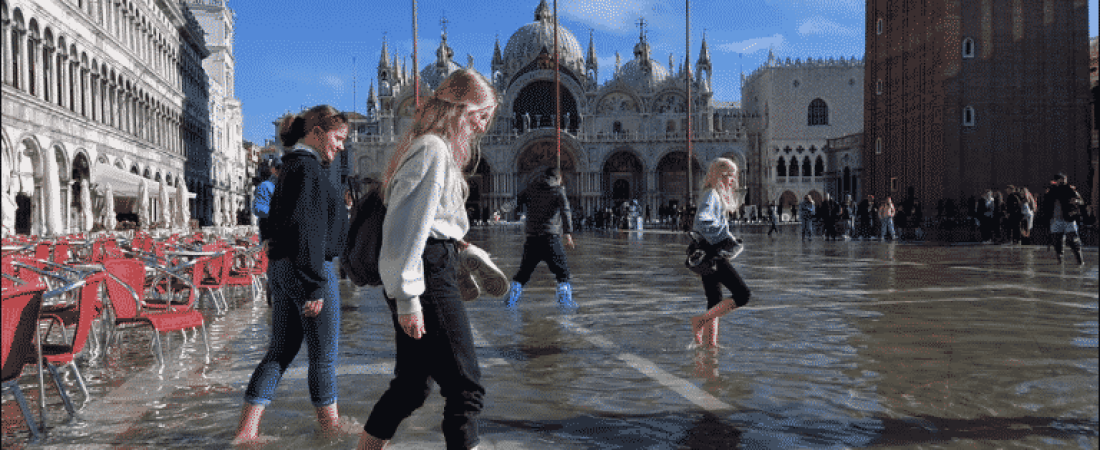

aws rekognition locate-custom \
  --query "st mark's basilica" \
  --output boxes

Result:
[347,0,864,222]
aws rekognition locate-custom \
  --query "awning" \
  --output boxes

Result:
[91,164,177,198]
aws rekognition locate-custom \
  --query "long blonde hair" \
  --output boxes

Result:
[382,69,499,198]
[701,157,740,214]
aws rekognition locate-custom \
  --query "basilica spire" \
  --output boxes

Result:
[492,34,504,74]
[696,31,712,88]
[585,29,598,81]
[378,35,391,70]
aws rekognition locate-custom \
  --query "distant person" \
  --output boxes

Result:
[799,195,815,241]
[857,195,874,240]
[767,204,780,237]
[505,166,577,310]
[689,157,751,349]
[1021,187,1037,243]
[1005,185,1025,244]
[234,105,353,444]
[1041,172,1085,265]
[252,157,281,244]
[878,196,897,241]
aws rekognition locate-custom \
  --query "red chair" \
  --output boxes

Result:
[101,258,210,368]
[225,248,263,303]
[194,246,231,313]
[2,281,47,442]
[51,242,72,265]
[27,273,105,417]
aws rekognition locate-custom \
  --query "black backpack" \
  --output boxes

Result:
[341,184,386,287]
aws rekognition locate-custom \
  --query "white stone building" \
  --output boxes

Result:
[741,50,864,213]
[183,0,244,227]
[2,0,210,235]
[350,0,757,221]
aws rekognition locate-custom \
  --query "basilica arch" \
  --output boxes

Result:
[602,148,644,204]
[656,150,703,210]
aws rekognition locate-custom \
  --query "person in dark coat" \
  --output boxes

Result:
[505,166,577,310]
[1041,173,1085,265]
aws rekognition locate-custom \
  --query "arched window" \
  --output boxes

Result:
[962,38,975,58]
[963,106,975,127]
[875,137,883,155]
[808,99,828,126]
[801,158,812,178]
[789,158,799,177]
[814,156,824,177]
[613,121,623,134]
[666,120,676,132]
[777,157,787,177]
[876,79,883,95]
[876,18,884,35]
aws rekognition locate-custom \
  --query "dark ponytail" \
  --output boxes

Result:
[278,105,348,148]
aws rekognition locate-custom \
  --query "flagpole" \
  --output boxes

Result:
[413,0,419,109]
[554,0,561,172]
[686,0,693,206]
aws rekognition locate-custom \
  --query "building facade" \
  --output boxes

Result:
[741,51,865,213]
[2,0,210,236]
[863,0,1092,218]
[350,0,765,221]
[183,0,244,227]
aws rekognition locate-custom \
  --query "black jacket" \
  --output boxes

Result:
[517,174,573,236]
[266,148,349,303]
[1041,184,1082,222]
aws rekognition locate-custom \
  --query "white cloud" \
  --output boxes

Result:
[765,0,862,13]
[797,16,860,38]
[320,75,345,92]
[715,34,786,54]
[560,0,662,33]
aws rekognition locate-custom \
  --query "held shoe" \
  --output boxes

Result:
[457,265,481,302]
[557,281,576,310]
[461,244,510,297]
[505,281,523,308]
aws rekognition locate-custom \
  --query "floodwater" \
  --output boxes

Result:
[3,225,1098,449]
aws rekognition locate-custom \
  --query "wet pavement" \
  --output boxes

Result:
[3,226,1098,449]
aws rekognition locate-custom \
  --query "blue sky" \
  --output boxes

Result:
[232,0,1099,145]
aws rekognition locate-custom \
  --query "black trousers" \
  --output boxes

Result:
[365,240,484,450]
[513,234,571,284]
[701,257,752,309]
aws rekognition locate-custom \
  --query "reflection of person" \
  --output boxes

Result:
[358,69,499,450]
[505,166,576,310]
[1041,172,1085,265]
[234,105,352,443]
[690,158,751,349]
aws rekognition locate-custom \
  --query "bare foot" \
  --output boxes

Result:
[690,316,707,347]
[319,416,362,438]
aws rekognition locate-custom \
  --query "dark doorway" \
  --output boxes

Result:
[15,193,31,235]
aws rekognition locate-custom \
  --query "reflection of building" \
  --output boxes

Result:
[741,51,865,211]
[350,0,756,219]
[864,0,1092,216]
[183,0,245,227]
[2,0,209,235]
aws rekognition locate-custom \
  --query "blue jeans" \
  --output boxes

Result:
[365,240,483,450]
[244,259,341,407]
[880,217,896,239]
[513,234,571,284]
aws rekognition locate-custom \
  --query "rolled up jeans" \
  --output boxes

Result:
[244,258,341,407]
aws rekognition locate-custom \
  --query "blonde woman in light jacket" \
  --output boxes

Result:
[357,69,498,450]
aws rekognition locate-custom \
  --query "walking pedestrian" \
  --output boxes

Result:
[821,193,839,241]
[234,105,352,443]
[799,195,815,241]
[1041,173,1085,265]
[978,190,995,243]
[767,203,780,237]
[252,157,280,306]
[689,157,751,348]
[1005,185,1025,244]
[857,195,874,240]
[357,69,499,450]
[842,194,855,240]
[504,166,577,310]
[878,197,897,240]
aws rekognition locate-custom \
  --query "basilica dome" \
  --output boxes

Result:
[503,0,584,73]
[615,40,670,92]
[420,37,463,90]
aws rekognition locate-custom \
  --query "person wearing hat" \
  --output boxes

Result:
[1041,172,1085,265]
[253,156,282,244]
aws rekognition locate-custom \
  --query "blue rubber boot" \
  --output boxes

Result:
[556,281,576,311]
[505,281,523,308]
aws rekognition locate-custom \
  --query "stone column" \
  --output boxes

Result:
[1,19,10,86]
[42,148,63,236]
[29,35,41,99]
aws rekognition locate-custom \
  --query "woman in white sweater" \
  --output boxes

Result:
[357,69,498,450]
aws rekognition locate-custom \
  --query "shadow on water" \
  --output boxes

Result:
[486,411,743,450]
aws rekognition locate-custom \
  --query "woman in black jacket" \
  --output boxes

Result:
[234,105,352,443]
